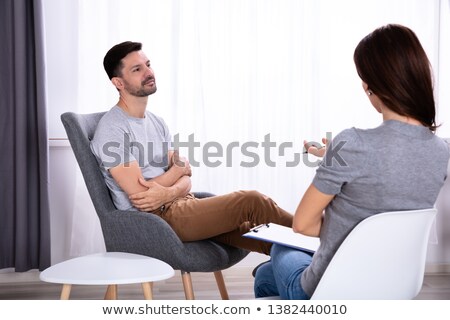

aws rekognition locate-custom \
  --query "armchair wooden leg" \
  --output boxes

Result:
[60,284,72,300]
[181,271,195,300]
[214,271,229,300]
[104,284,118,300]
[142,282,153,300]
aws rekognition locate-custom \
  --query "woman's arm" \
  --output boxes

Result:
[293,183,334,237]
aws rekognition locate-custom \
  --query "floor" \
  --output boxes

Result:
[1,267,450,300]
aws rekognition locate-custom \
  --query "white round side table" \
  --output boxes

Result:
[39,252,174,300]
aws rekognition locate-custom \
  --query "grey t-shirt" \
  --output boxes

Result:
[301,120,450,297]
[90,106,172,210]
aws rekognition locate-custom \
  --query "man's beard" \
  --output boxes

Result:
[124,77,157,97]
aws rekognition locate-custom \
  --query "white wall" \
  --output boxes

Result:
[48,142,79,264]
[43,0,80,139]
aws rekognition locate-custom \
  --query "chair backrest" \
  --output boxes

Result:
[60,112,115,216]
[311,208,436,300]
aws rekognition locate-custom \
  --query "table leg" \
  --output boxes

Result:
[141,282,153,300]
[60,284,72,300]
[104,285,118,299]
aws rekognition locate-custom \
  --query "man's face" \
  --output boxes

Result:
[117,50,157,97]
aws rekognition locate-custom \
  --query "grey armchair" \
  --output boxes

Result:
[61,112,249,299]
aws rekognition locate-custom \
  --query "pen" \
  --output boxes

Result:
[250,223,270,232]
[303,145,325,154]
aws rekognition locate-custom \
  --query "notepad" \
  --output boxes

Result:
[243,223,320,253]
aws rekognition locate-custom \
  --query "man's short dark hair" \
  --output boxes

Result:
[103,41,142,80]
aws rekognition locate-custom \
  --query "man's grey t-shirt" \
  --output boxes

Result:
[301,120,450,297]
[90,106,172,210]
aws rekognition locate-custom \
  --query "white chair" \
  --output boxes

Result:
[311,208,436,300]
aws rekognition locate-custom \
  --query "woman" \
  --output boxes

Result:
[254,24,450,299]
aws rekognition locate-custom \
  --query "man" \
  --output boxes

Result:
[91,41,293,254]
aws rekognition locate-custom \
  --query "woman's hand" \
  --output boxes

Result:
[303,137,328,158]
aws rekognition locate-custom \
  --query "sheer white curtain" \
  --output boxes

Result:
[44,0,443,258]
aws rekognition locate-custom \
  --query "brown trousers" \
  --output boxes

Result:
[157,190,293,255]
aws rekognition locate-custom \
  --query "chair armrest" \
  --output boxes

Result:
[193,191,215,199]
[100,209,184,262]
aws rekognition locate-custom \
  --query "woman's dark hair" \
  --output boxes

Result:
[354,24,438,131]
[103,41,142,80]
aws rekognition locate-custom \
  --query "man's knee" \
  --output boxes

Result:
[240,190,267,204]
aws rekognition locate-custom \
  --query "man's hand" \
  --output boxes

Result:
[171,150,192,177]
[129,178,170,212]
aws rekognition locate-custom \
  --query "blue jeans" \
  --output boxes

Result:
[254,244,313,299]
